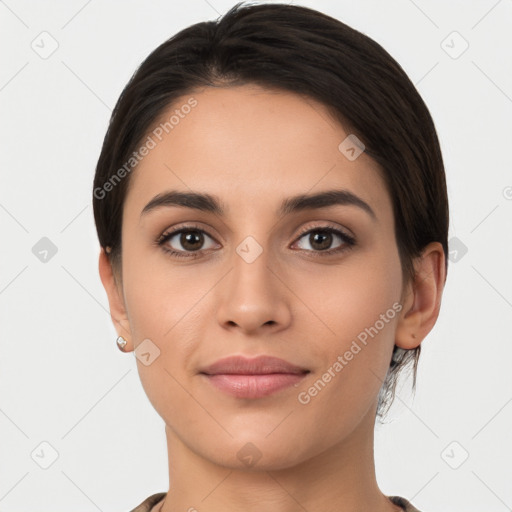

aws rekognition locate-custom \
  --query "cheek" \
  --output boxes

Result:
[121,254,206,420]
[120,240,211,381]
[296,248,402,339]
[120,230,204,341]
[290,266,402,441]
[294,251,402,391]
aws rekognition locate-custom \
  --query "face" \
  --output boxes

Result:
[113,84,409,469]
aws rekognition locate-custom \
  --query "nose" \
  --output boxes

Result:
[215,247,292,335]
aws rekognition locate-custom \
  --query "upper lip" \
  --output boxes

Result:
[199,355,310,375]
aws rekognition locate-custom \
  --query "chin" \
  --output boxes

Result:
[199,436,313,472]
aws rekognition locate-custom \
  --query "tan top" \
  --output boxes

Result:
[128,492,422,512]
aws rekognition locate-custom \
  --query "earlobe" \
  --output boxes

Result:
[98,248,132,349]
[395,242,446,350]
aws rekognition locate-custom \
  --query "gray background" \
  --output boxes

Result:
[1,0,511,510]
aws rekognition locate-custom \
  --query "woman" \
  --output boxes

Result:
[93,3,448,511]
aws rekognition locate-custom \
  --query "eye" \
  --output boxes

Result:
[292,225,356,255]
[157,224,219,259]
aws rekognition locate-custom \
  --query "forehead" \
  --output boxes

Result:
[124,84,392,222]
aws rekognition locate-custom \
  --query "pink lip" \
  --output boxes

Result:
[199,355,310,399]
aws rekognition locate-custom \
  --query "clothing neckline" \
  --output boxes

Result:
[131,492,421,512]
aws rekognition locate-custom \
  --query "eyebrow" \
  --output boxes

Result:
[140,189,377,221]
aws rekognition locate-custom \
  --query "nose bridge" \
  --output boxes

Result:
[215,233,291,332]
[231,234,277,301]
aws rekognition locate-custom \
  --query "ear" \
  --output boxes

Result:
[98,248,132,351]
[395,241,446,349]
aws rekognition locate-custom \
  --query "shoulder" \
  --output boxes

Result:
[127,492,167,512]
[388,495,423,512]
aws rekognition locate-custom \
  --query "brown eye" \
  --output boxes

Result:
[158,226,219,258]
[294,227,355,253]
[178,230,204,251]
[306,231,334,251]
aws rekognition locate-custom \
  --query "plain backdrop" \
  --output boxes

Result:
[1,1,511,511]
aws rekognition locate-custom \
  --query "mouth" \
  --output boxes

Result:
[199,355,310,399]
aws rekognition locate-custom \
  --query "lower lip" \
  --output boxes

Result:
[202,373,308,398]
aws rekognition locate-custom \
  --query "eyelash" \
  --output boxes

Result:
[156,223,356,260]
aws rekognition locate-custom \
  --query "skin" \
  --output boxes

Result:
[99,84,445,512]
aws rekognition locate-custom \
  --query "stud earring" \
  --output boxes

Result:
[116,335,128,351]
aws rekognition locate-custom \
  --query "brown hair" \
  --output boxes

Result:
[92,1,449,419]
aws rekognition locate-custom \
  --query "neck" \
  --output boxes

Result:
[157,403,400,512]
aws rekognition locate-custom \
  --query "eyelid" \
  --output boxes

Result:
[293,221,354,240]
[157,221,219,242]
